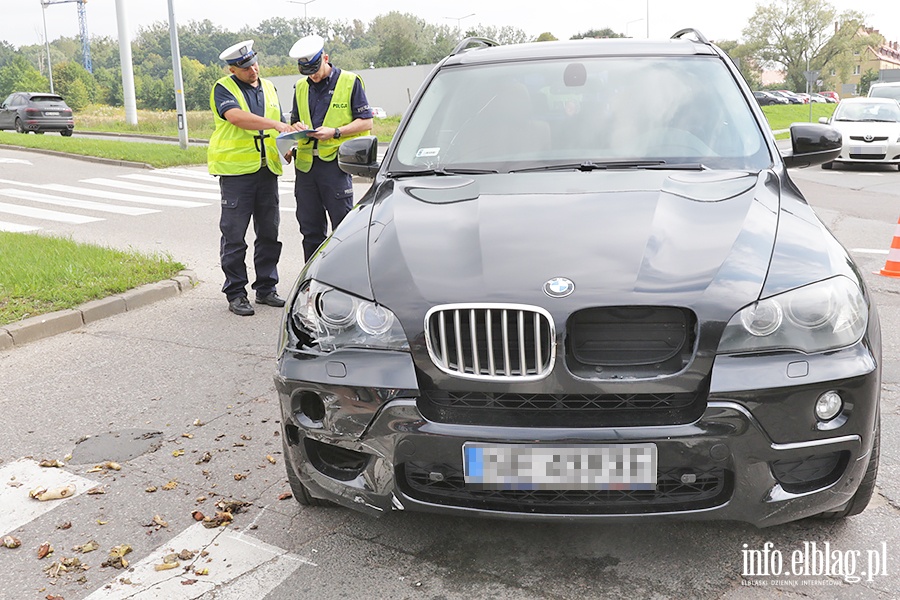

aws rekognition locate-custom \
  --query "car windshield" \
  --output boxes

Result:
[833,102,900,122]
[391,55,770,173]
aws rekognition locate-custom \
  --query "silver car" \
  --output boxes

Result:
[820,97,900,170]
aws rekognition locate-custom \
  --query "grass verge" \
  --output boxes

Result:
[760,103,837,130]
[0,131,207,168]
[0,232,185,326]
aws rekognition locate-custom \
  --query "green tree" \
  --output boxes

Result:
[742,0,871,91]
[0,55,49,97]
[535,32,558,42]
[858,68,880,95]
[53,61,97,104]
[717,39,764,89]
[571,28,625,39]
[65,78,90,110]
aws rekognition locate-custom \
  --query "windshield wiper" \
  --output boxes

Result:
[389,167,499,177]
[510,160,705,173]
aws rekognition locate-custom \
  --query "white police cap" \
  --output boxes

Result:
[219,40,258,67]
[289,34,325,63]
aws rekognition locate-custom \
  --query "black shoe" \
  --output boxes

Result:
[228,296,255,316]
[255,291,286,307]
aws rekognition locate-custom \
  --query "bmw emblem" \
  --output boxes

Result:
[543,277,575,298]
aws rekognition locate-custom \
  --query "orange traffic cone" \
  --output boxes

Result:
[879,216,900,277]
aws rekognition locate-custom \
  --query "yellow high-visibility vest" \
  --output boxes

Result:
[208,76,283,176]
[294,70,370,173]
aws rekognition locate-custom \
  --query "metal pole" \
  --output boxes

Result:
[40,1,54,93]
[115,0,138,125]
[646,0,649,38]
[168,0,188,149]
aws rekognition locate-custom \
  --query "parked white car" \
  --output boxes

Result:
[819,97,900,170]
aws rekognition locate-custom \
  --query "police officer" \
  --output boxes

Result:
[288,34,374,262]
[209,40,296,316]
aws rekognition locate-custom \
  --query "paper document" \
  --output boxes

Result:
[276,130,316,155]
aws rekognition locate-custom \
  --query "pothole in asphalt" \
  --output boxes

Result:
[68,429,164,464]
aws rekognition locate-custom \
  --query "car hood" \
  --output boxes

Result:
[366,170,777,326]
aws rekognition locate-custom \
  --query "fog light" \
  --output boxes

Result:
[815,391,843,421]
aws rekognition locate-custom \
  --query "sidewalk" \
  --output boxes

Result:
[0,270,198,351]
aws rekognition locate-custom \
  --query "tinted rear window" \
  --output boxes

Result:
[30,96,65,103]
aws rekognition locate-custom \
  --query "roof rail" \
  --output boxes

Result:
[451,37,500,56]
[671,28,710,45]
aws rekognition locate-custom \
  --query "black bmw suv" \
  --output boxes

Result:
[275,30,881,527]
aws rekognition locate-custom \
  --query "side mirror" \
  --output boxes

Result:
[818,116,830,124]
[781,122,841,169]
[338,135,379,178]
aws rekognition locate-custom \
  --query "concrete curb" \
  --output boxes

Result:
[0,143,154,169]
[0,270,199,351]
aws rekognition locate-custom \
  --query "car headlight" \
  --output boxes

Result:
[292,280,409,352]
[717,276,867,354]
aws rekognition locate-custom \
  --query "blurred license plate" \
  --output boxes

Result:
[463,443,657,490]
[44,111,59,116]
[850,145,884,154]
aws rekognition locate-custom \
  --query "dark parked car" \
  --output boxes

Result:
[753,90,787,106]
[770,90,803,104]
[0,92,74,135]
[275,30,880,527]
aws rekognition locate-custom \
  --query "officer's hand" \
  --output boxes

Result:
[275,122,293,134]
[291,122,308,132]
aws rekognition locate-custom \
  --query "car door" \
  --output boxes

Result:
[0,93,16,129]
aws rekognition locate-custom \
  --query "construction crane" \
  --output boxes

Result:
[41,0,92,73]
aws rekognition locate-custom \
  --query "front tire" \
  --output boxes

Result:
[817,413,879,519]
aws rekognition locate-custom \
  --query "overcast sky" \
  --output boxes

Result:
[5,0,900,53]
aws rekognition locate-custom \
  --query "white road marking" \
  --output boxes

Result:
[0,220,39,232]
[84,522,305,600]
[82,178,221,201]
[157,168,217,181]
[121,173,219,191]
[0,189,159,215]
[41,183,209,208]
[0,459,98,536]
[0,201,102,223]
[852,248,890,254]
[0,158,33,165]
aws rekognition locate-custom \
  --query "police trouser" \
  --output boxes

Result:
[218,169,282,301]
[293,157,354,262]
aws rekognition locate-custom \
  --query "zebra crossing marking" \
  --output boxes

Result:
[0,459,98,537]
[41,183,209,208]
[82,178,221,201]
[0,189,159,216]
[0,201,102,224]
[0,220,39,232]
[121,173,219,191]
[83,522,306,600]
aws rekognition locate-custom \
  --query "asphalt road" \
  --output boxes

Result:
[1,148,900,599]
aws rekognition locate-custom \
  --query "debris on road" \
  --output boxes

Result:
[2,535,21,549]
[101,544,132,569]
[30,484,75,501]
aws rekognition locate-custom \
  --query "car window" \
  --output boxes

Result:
[30,95,65,104]
[833,102,900,122]
[868,85,900,102]
[392,56,770,172]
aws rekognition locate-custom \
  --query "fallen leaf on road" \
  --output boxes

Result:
[197,452,212,464]
[30,484,76,501]
[2,535,21,549]
[45,595,64,600]
[145,486,157,493]
[38,542,53,559]
[101,544,132,569]
[96,520,108,525]
[172,449,185,457]
[195,496,207,503]
[192,511,205,521]
[154,560,180,571]
[241,434,252,441]
[56,522,72,530]
[86,486,106,495]
[72,540,99,553]
[201,511,233,529]
[193,566,209,576]
[233,473,247,481]
[266,455,276,464]
[153,515,168,528]
[278,492,293,501]
[161,480,178,491]
[193,419,204,427]
[38,459,65,468]
[216,499,250,514]
[178,549,196,561]
[182,579,198,585]
[181,433,194,439]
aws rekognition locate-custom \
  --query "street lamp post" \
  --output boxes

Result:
[168,0,188,149]
[288,0,316,20]
[445,13,475,33]
[40,0,55,93]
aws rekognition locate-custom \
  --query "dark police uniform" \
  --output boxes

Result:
[213,77,283,302]
[290,65,373,262]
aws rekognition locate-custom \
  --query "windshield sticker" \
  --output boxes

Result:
[416,147,440,158]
